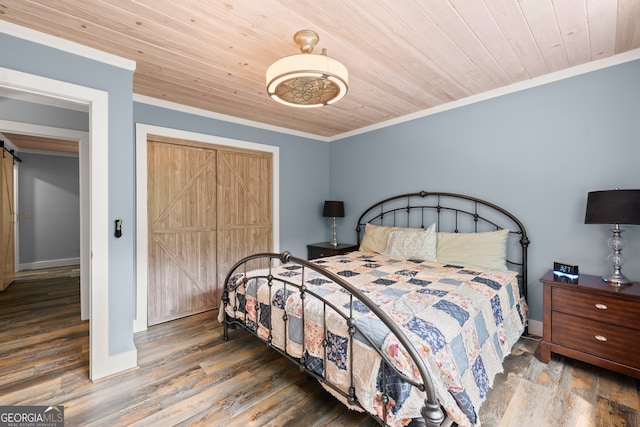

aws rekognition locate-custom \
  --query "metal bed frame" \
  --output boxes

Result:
[356,191,530,299]
[221,190,529,427]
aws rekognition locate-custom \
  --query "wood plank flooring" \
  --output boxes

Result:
[0,267,638,426]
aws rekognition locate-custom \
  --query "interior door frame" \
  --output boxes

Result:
[134,124,280,333]
[0,120,88,316]
[0,66,138,380]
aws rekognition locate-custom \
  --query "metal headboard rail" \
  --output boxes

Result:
[356,191,530,299]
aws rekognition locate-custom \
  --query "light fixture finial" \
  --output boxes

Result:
[266,30,348,108]
[293,30,319,53]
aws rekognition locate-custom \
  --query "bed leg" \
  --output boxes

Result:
[222,311,230,341]
[222,291,230,341]
[407,418,426,427]
[421,400,446,427]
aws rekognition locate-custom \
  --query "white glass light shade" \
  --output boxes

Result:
[266,53,348,108]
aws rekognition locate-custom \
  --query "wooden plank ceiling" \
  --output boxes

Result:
[0,0,639,139]
[0,132,78,154]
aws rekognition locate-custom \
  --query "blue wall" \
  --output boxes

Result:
[330,59,640,322]
[18,152,80,265]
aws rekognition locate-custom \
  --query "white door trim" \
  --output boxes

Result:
[0,66,137,380]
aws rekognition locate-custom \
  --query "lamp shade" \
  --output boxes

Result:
[266,30,348,108]
[323,200,344,218]
[585,189,640,225]
[266,53,348,108]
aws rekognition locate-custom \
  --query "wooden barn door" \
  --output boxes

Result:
[147,137,218,326]
[1,152,14,290]
[147,136,272,326]
[216,150,272,287]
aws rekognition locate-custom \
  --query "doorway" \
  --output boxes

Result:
[0,125,88,317]
[0,66,136,380]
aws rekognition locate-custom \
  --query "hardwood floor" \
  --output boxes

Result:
[0,267,638,426]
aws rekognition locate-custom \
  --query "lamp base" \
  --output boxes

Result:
[602,225,633,287]
[602,273,633,286]
[331,217,338,247]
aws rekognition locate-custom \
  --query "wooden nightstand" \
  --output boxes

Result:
[539,270,640,378]
[307,242,359,260]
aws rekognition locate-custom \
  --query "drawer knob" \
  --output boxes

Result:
[595,335,608,342]
[595,303,608,310]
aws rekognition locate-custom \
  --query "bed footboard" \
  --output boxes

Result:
[221,251,446,427]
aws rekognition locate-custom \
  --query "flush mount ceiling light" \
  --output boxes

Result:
[266,30,348,108]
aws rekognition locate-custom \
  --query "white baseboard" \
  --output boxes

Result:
[91,348,138,381]
[18,258,80,271]
[528,319,542,337]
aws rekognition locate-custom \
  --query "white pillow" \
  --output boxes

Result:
[382,223,437,262]
[359,223,401,253]
[436,229,509,271]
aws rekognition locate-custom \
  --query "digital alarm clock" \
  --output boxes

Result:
[553,262,579,282]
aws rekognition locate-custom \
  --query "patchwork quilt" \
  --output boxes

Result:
[222,251,527,426]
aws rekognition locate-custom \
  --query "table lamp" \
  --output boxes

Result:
[323,200,344,247]
[585,189,640,285]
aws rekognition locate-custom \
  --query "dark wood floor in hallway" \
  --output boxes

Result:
[0,267,638,426]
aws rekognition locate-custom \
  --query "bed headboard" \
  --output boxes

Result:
[356,190,530,298]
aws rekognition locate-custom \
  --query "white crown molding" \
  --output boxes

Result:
[0,20,136,71]
[132,94,330,142]
[333,48,640,141]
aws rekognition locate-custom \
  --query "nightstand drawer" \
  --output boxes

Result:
[552,287,640,327]
[552,311,640,368]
